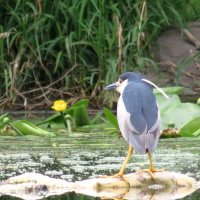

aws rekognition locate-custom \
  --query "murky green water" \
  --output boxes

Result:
[0,132,199,199]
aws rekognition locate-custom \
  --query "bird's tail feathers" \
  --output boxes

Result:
[128,130,160,154]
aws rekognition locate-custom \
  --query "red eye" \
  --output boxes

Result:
[119,80,123,84]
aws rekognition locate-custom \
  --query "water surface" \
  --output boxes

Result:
[0,132,199,199]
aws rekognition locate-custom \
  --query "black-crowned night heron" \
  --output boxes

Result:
[105,72,168,177]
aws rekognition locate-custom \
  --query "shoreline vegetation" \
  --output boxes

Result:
[1,1,200,110]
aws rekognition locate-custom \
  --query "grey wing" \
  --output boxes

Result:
[141,83,161,153]
[122,83,147,134]
[121,82,160,153]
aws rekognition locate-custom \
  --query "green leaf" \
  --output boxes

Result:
[0,113,9,121]
[73,105,90,127]
[0,113,10,129]
[70,99,89,108]
[11,120,56,137]
[91,111,103,124]
[156,94,181,113]
[180,116,200,137]
[153,86,184,95]
[193,128,200,137]
[37,99,90,127]
[161,103,200,130]
[103,107,118,129]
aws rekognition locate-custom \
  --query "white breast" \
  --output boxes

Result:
[117,95,130,142]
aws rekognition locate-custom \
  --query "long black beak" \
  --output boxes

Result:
[104,82,117,90]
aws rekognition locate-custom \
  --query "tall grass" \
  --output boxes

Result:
[0,0,199,109]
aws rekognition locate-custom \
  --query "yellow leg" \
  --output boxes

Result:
[117,145,133,177]
[138,151,165,179]
[100,145,133,180]
[148,151,165,172]
[148,151,154,171]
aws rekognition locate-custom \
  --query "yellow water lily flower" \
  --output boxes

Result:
[52,100,67,112]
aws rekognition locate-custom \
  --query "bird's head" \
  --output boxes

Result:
[104,72,143,94]
[104,72,169,99]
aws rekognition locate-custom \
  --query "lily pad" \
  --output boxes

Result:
[193,128,200,137]
[153,86,184,95]
[179,116,200,137]
[161,103,200,130]
[156,94,181,113]
[11,120,56,137]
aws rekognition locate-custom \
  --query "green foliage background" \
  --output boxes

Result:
[0,0,200,109]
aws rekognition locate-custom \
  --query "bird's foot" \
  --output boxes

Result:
[100,172,124,179]
[137,168,165,179]
[100,172,130,187]
[111,172,124,178]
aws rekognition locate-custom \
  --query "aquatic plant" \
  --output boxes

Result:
[0,113,10,129]
[0,113,56,137]
[11,120,56,137]
[0,87,199,137]
[39,99,90,128]
[52,99,72,133]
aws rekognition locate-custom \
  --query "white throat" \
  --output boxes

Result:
[116,79,128,94]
